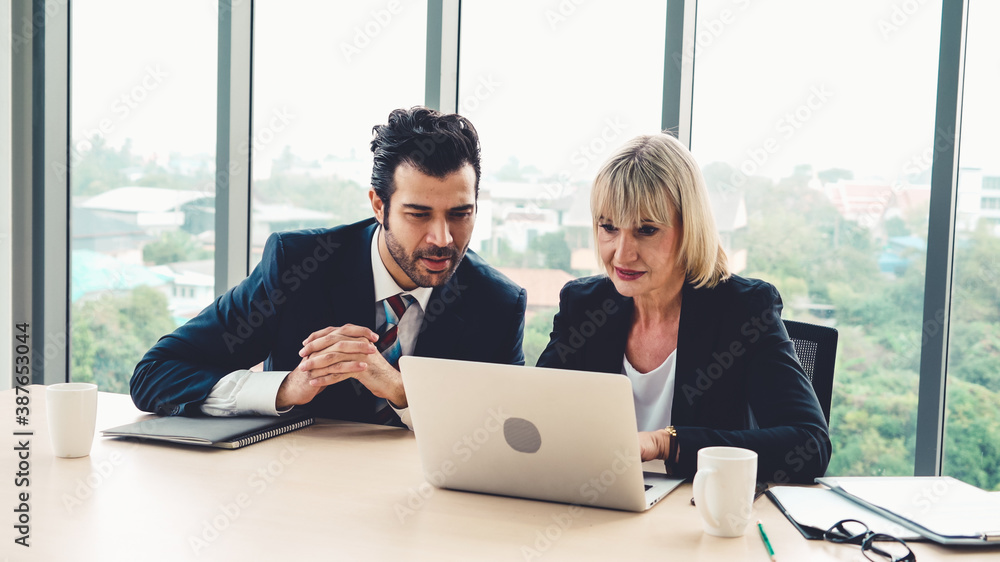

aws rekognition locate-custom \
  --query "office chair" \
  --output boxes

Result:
[783,319,838,425]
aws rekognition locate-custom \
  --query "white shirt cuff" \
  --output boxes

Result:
[391,403,413,430]
[200,370,292,417]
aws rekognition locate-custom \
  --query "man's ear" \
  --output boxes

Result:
[369,189,384,225]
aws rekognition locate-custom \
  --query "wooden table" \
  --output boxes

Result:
[3,387,998,561]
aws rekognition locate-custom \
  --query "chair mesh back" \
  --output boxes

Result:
[784,319,837,425]
[791,339,818,383]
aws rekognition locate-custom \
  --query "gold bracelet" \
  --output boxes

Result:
[663,426,678,474]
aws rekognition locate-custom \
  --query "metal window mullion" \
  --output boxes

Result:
[11,0,33,389]
[16,0,71,385]
[914,0,969,477]
[215,0,253,296]
[1,3,12,390]
[426,0,460,113]
[662,0,697,148]
[42,0,69,384]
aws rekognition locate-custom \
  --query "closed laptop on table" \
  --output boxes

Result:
[102,413,314,449]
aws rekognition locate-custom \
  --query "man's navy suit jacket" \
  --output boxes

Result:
[131,218,527,420]
[536,274,830,483]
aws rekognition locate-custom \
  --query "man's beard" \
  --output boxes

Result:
[384,228,466,287]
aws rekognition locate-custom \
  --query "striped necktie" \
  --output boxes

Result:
[377,293,416,369]
[374,293,416,424]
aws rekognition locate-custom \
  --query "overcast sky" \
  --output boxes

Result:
[71,0,998,187]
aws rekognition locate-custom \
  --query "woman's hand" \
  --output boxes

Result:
[638,429,672,462]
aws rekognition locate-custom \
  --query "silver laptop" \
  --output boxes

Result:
[399,356,683,512]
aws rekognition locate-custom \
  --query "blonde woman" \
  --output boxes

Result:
[536,134,830,483]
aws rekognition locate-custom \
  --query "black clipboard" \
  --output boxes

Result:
[765,489,827,540]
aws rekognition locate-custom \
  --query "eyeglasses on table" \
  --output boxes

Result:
[823,519,916,562]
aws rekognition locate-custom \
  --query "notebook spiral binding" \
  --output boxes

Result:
[236,417,315,448]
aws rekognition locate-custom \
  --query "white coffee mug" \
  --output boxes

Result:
[692,446,758,537]
[46,383,98,458]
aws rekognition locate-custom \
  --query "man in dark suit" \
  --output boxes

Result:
[131,107,527,426]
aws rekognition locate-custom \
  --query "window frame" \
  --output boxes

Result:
[914,0,968,477]
[11,0,970,477]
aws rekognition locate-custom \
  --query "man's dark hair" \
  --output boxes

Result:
[370,106,481,227]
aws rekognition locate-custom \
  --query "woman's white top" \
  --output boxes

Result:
[623,349,677,431]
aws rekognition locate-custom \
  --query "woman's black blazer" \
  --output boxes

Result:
[536,274,831,483]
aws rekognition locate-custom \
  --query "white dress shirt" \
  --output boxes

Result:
[200,226,432,429]
[623,349,677,431]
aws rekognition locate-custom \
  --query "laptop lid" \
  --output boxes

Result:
[400,356,682,512]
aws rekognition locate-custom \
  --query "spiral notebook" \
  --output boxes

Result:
[101,413,314,449]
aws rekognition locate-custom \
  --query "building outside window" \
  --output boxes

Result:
[69,0,218,393]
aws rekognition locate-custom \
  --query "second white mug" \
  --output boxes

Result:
[46,383,98,458]
[692,446,758,537]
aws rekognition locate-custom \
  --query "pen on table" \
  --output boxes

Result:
[757,520,777,561]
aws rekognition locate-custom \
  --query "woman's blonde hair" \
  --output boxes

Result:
[590,133,730,289]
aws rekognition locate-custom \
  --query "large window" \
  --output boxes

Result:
[458,0,667,366]
[41,1,991,488]
[250,0,427,267]
[691,0,943,480]
[944,0,1000,490]
[70,0,218,392]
